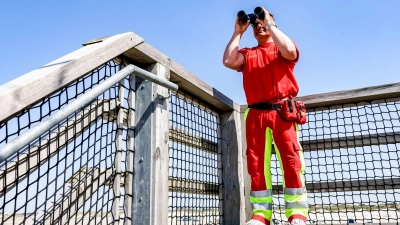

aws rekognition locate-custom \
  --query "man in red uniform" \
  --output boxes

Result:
[223,7,308,225]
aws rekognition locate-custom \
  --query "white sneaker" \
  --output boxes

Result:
[245,219,266,225]
[291,218,306,224]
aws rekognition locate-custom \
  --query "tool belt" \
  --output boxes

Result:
[248,98,307,125]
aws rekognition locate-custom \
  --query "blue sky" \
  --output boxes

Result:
[1,0,400,104]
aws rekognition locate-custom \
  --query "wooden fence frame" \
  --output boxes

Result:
[0,32,246,225]
[2,30,399,224]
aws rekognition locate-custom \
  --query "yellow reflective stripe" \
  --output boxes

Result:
[274,140,285,188]
[244,108,250,122]
[285,208,308,219]
[253,210,272,221]
[250,196,273,203]
[298,148,306,185]
[295,124,306,184]
[284,193,308,203]
[264,128,273,189]
[295,123,303,151]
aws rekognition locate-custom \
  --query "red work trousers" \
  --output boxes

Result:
[245,108,308,224]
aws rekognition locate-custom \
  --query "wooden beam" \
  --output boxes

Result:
[240,85,400,112]
[42,167,114,225]
[271,178,400,194]
[0,99,118,198]
[296,82,400,109]
[149,63,170,225]
[169,127,218,154]
[168,178,219,195]
[122,41,239,113]
[301,131,400,152]
[132,63,170,225]
[219,110,247,225]
[100,172,220,196]
[112,81,125,222]
[124,74,136,225]
[94,105,221,154]
[0,32,143,123]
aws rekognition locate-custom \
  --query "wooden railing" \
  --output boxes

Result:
[1,30,399,224]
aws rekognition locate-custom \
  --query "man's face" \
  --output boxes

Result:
[252,22,269,39]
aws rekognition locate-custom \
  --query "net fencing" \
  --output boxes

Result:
[0,55,399,225]
[168,91,222,225]
[270,98,400,224]
[0,59,135,224]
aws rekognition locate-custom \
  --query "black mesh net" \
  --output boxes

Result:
[1,55,399,225]
[168,91,222,225]
[270,98,400,224]
[0,59,135,224]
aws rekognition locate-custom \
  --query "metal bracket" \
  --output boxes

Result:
[157,90,172,104]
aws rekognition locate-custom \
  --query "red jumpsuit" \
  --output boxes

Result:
[239,42,308,224]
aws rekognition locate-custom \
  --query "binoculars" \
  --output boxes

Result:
[237,7,265,27]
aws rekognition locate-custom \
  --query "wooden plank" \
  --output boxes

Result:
[271,178,400,194]
[63,171,400,195]
[240,84,400,112]
[124,74,135,225]
[295,82,400,109]
[131,64,173,225]
[169,127,218,154]
[149,63,170,225]
[301,131,400,152]
[42,167,114,225]
[112,80,125,222]
[239,107,253,221]
[168,178,219,195]
[170,126,400,153]
[0,32,144,123]
[219,110,246,225]
[0,99,118,198]
[122,41,240,113]
[102,173,220,196]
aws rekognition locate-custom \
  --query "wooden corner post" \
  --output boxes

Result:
[219,108,246,225]
[132,63,170,225]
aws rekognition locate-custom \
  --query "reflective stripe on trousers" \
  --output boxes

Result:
[250,190,273,220]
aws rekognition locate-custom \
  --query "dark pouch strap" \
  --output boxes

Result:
[248,102,281,110]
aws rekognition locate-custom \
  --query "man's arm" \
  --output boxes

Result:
[223,18,249,70]
[260,8,298,61]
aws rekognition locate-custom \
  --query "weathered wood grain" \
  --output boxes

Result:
[301,131,400,152]
[124,74,136,225]
[123,41,240,113]
[298,83,400,109]
[0,99,118,197]
[43,167,114,225]
[220,109,246,225]
[0,32,143,123]
[271,178,400,194]
[169,127,218,154]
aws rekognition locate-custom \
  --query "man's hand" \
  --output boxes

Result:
[256,7,274,29]
[223,17,247,70]
[234,17,250,34]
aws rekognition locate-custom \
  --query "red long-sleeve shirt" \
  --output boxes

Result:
[238,42,300,105]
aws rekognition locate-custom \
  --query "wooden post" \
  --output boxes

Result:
[124,74,136,225]
[219,106,246,225]
[132,63,170,225]
[113,79,125,222]
[240,105,253,221]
